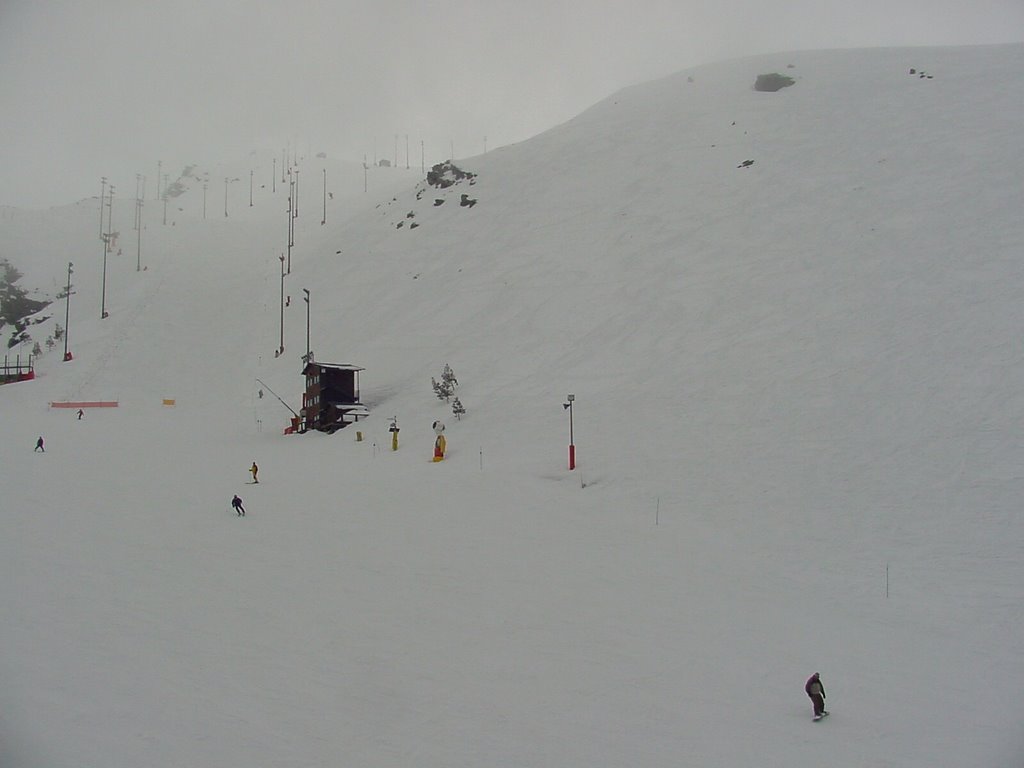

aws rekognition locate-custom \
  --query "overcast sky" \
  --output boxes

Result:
[1,0,1022,209]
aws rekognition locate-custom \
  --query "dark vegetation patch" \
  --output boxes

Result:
[754,73,795,92]
[427,162,477,189]
[0,259,51,348]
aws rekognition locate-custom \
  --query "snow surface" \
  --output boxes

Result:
[2,44,1024,767]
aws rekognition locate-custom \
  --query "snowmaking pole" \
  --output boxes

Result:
[255,378,299,418]
[563,394,576,470]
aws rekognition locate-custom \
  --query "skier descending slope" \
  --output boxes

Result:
[805,672,829,721]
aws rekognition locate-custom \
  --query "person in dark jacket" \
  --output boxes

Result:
[232,495,246,516]
[34,436,45,452]
[805,672,828,719]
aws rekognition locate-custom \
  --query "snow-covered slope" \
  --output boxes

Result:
[2,45,1023,767]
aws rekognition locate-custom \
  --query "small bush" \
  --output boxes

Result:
[432,364,459,402]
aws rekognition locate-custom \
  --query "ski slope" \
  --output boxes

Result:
[2,44,1023,767]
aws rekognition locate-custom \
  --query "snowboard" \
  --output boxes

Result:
[813,711,830,722]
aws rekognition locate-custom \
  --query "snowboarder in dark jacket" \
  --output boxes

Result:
[232,495,246,516]
[34,436,45,452]
[805,672,828,719]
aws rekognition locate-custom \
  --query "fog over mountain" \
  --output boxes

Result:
[1,0,1023,208]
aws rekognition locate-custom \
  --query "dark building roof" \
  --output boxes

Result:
[302,361,365,375]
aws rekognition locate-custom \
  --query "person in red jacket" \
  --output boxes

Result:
[805,672,828,720]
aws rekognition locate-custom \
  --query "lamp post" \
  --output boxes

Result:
[302,288,310,362]
[106,180,114,235]
[286,184,293,274]
[136,194,143,272]
[99,177,107,239]
[100,232,109,319]
[278,254,286,355]
[63,262,73,361]
[249,169,254,207]
[100,184,113,319]
[134,173,141,230]
[563,394,576,469]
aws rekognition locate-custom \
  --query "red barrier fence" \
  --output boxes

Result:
[1,354,34,384]
[50,401,119,408]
